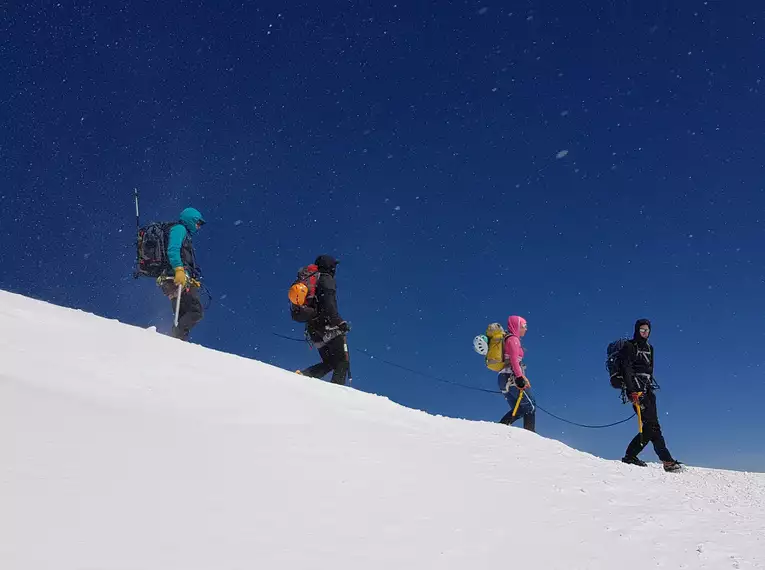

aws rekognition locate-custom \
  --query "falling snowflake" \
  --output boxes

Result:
[556,150,569,159]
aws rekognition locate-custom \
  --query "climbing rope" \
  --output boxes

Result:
[534,405,635,429]
[271,332,636,428]
[353,346,500,395]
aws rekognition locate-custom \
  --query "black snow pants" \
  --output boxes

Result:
[161,282,204,341]
[300,334,349,385]
[625,389,674,462]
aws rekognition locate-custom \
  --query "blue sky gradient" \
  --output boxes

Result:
[2,1,764,471]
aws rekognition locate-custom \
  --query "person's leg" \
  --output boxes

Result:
[325,335,349,385]
[522,411,536,432]
[172,288,203,341]
[499,385,527,425]
[300,362,333,378]
[300,345,334,378]
[624,431,648,459]
[641,391,674,462]
[499,410,521,425]
[520,390,536,432]
[624,395,649,459]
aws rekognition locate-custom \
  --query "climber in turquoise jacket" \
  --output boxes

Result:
[167,207,205,279]
[160,207,206,341]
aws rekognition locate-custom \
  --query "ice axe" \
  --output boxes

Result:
[511,388,525,418]
[511,376,531,418]
[633,392,644,443]
[158,275,184,328]
[173,283,183,327]
[344,338,352,386]
[132,188,142,278]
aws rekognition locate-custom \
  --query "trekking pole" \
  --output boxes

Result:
[174,284,183,327]
[635,392,644,444]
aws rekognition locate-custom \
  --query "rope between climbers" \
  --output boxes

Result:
[534,405,636,429]
[272,332,636,429]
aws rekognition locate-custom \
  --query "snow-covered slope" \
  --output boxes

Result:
[1,290,763,570]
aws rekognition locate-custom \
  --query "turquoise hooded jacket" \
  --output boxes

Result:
[167,207,205,270]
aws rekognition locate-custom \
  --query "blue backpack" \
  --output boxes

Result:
[606,338,630,389]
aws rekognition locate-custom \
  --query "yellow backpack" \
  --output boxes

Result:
[485,323,509,372]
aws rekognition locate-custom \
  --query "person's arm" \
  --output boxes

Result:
[167,224,188,270]
[317,275,342,325]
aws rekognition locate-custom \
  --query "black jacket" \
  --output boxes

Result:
[309,255,343,331]
[620,318,654,393]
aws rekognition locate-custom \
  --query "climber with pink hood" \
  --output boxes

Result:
[497,315,536,432]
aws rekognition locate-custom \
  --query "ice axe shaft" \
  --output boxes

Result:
[512,388,525,418]
[344,337,352,386]
[132,189,141,279]
[174,284,183,327]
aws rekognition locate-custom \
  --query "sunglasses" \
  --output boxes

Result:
[639,328,650,333]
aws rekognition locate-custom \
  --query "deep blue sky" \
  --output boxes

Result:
[2,1,764,471]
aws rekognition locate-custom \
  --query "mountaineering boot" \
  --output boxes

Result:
[663,460,683,472]
[621,455,647,467]
[170,326,189,342]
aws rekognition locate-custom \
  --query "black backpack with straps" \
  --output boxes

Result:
[135,222,175,278]
[606,338,630,389]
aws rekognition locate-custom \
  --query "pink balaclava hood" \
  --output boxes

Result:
[507,315,527,337]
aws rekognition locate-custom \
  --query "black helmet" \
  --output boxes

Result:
[315,255,339,274]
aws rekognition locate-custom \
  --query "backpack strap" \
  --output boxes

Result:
[306,270,321,301]
[501,332,511,357]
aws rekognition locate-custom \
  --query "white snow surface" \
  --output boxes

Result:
[1,289,763,570]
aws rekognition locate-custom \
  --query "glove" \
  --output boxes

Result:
[514,376,528,389]
[338,321,351,333]
[173,267,187,287]
[629,391,643,404]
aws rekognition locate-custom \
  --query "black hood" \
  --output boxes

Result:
[633,318,651,341]
[315,254,339,275]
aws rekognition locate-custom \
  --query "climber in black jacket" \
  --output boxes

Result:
[297,255,350,385]
[620,319,682,472]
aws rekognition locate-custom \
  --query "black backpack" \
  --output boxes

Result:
[135,222,175,278]
[606,338,630,389]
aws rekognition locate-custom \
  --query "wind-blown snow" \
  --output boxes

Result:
[1,290,763,569]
